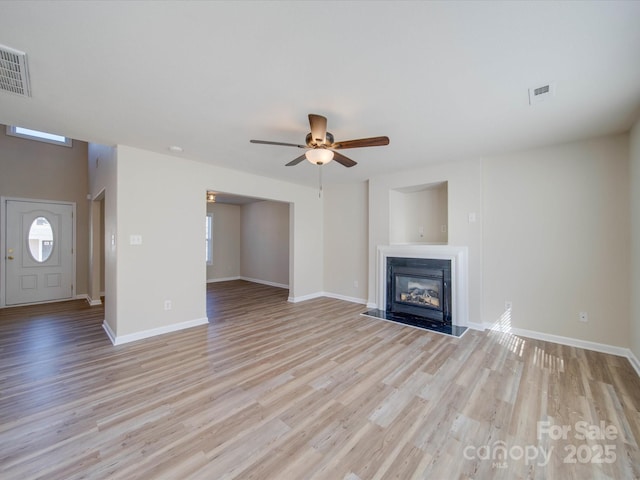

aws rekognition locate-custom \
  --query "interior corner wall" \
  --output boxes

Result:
[240,200,290,287]
[1,127,90,297]
[323,181,368,303]
[482,134,630,347]
[630,118,640,361]
[88,143,117,334]
[206,202,241,281]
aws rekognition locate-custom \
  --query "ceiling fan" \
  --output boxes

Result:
[250,114,389,168]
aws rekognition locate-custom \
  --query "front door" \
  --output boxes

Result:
[4,199,74,305]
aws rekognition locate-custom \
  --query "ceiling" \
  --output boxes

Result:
[1,1,640,188]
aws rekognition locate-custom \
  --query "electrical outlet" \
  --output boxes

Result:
[505,301,513,310]
[353,280,359,288]
[164,300,172,311]
[579,312,588,322]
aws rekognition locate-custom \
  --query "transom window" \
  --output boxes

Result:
[6,125,72,147]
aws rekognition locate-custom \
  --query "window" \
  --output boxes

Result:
[6,125,72,147]
[205,214,213,265]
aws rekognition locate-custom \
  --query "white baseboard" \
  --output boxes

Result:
[492,325,640,377]
[207,276,241,283]
[240,276,289,289]
[86,296,102,306]
[502,326,630,358]
[288,291,324,303]
[102,320,116,344]
[626,349,640,377]
[103,317,209,346]
[322,292,367,305]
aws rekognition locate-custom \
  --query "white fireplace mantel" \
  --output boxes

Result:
[375,244,469,327]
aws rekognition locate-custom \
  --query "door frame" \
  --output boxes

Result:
[1,196,77,308]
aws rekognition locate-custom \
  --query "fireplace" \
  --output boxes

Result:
[387,257,452,326]
[363,245,469,337]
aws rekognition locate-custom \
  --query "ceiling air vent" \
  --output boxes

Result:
[0,44,31,97]
[528,82,555,105]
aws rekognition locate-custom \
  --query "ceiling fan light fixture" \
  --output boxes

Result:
[305,148,334,165]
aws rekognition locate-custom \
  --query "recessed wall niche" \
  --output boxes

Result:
[389,181,448,244]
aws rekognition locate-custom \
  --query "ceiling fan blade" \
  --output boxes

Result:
[308,114,328,145]
[332,151,357,168]
[285,154,307,166]
[250,139,306,148]
[332,136,390,149]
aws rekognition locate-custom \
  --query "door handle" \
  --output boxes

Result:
[7,256,13,260]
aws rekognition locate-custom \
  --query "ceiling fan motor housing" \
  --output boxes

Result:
[306,132,334,147]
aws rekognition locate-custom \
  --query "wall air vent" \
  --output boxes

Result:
[0,44,31,97]
[528,82,555,105]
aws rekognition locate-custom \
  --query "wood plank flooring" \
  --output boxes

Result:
[1,280,639,479]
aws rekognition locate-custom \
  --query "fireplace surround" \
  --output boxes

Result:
[364,245,469,336]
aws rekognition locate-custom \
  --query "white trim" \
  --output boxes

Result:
[322,291,367,305]
[628,350,640,378]
[465,320,486,332]
[240,276,289,289]
[103,317,209,346]
[497,324,631,358]
[102,320,117,344]
[288,291,324,303]
[86,296,102,306]
[376,244,469,328]
[207,276,241,283]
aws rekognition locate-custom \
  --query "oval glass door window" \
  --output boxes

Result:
[28,216,54,262]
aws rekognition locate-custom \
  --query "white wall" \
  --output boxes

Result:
[240,200,290,287]
[91,144,322,341]
[482,135,630,347]
[206,202,241,281]
[630,119,640,361]
[323,181,369,303]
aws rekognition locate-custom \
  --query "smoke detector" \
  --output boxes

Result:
[0,44,31,97]
[528,82,555,105]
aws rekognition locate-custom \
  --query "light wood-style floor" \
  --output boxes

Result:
[1,280,639,479]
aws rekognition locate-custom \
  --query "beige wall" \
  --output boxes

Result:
[482,134,630,347]
[389,183,448,244]
[240,200,290,287]
[88,143,118,333]
[206,202,241,281]
[90,144,321,341]
[0,126,90,297]
[630,118,640,361]
[368,158,484,323]
[323,181,369,303]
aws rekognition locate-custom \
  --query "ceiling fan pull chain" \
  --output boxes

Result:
[318,165,323,198]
